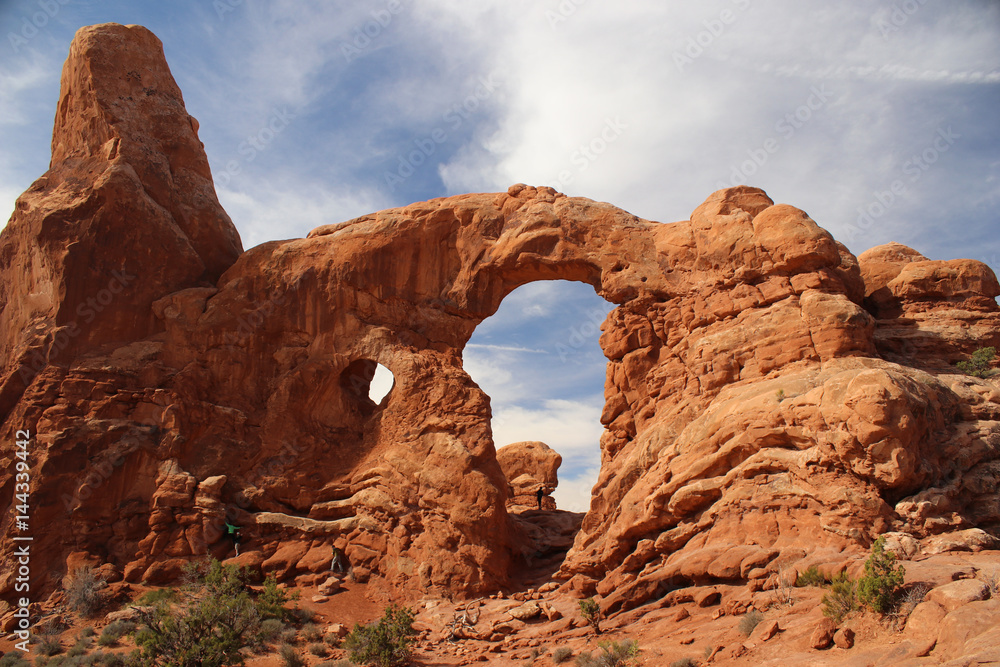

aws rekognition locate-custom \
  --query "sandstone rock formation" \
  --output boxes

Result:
[497,441,560,511]
[1,23,999,620]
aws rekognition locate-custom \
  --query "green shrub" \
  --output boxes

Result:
[956,346,996,378]
[67,637,90,657]
[343,604,417,667]
[278,644,305,667]
[578,598,601,634]
[257,576,289,621]
[66,566,103,617]
[738,609,764,636]
[133,560,261,666]
[260,618,285,642]
[81,628,96,638]
[98,620,136,647]
[553,647,573,663]
[0,653,31,667]
[575,639,639,667]
[821,572,857,622]
[795,565,829,588]
[857,536,906,614]
[136,588,178,607]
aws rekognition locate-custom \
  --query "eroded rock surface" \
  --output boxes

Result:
[1,23,998,613]
[497,441,560,511]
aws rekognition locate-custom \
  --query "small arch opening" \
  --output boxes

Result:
[339,359,395,414]
[369,363,394,404]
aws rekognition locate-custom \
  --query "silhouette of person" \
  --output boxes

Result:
[536,486,544,510]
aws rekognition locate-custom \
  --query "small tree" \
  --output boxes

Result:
[343,604,417,667]
[956,346,997,378]
[857,535,905,614]
[578,597,601,634]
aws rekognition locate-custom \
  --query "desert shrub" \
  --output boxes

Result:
[98,620,136,647]
[894,583,930,623]
[136,588,178,607]
[979,569,999,598]
[308,642,329,656]
[669,660,696,667]
[67,637,90,657]
[0,654,31,667]
[287,606,316,625]
[81,628,96,638]
[315,662,354,667]
[857,536,906,614]
[343,604,417,667]
[956,346,996,378]
[66,566,103,617]
[553,647,573,663]
[301,623,322,642]
[278,644,305,667]
[260,618,285,642]
[738,609,764,636]
[324,632,341,647]
[575,639,639,667]
[34,634,63,656]
[257,576,289,621]
[133,559,261,666]
[822,572,857,622]
[578,598,601,633]
[280,628,299,644]
[796,565,829,588]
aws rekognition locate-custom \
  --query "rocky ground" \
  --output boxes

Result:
[1,514,998,666]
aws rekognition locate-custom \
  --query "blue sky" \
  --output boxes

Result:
[2,1,998,511]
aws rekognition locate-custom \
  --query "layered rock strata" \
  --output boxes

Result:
[0,23,998,609]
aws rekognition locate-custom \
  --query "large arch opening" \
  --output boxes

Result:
[464,280,614,578]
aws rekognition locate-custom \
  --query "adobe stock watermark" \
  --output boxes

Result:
[214,108,296,188]
[18,270,137,385]
[222,289,288,345]
[842,126,960,243]
[548,117,628,189]
[213,0,244,21]
[716,85,834,189]
[673,0,752,73]
[555,306,609,362]
[874,0,928,39]
[61,448,128,511]
[7,0,72,53]
[341,0,408,62]
[545,0,589,30]
[383,68,506,192]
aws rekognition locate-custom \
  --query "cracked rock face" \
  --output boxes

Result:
[1,23,999,604]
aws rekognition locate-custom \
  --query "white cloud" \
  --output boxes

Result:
[552,466,600,514]
[493,398,604,514]
[215,175,386,249]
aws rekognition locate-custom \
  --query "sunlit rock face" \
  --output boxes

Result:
[1,23,998,606]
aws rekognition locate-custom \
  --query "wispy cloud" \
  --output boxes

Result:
[465,344,547,354]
